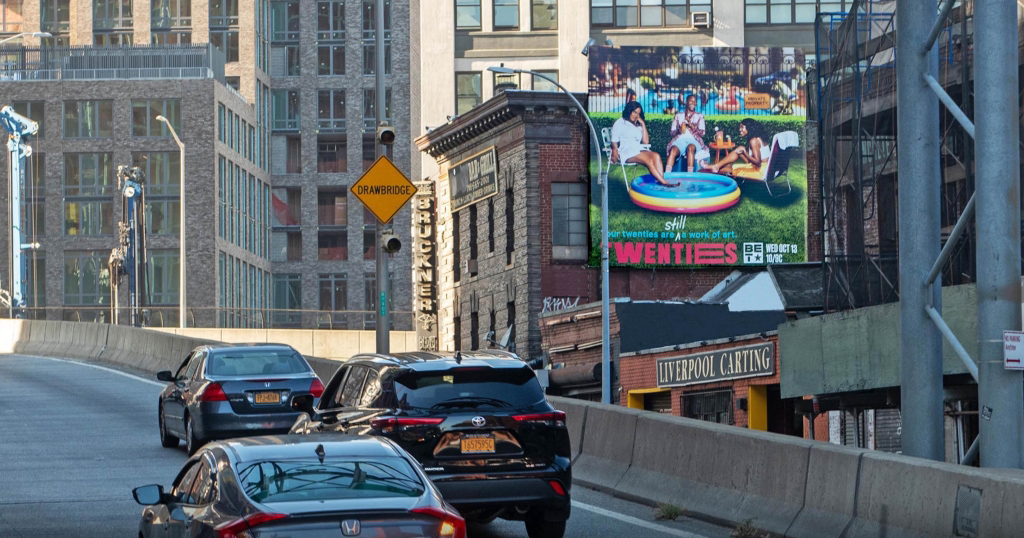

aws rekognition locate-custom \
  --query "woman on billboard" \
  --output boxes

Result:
[610,102,677,186]
[664,94,711,173]
[706,118,770,176]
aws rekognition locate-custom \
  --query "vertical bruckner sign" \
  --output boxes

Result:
[656,342,775,387]
[413,181,438,350]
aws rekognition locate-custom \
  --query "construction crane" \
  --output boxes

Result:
[0,105,39,319]
[108,166,150,326]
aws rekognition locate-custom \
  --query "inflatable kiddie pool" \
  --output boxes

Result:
[628,172,740,214]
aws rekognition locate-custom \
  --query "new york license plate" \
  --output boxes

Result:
[461,436,495,454]
[254,391,280,404]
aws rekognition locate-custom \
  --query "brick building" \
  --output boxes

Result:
[415,90,757,359]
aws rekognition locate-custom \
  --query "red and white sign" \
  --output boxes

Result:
[1003,330,1024,370]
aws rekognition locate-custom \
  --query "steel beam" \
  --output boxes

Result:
[896,0,945,461]
[926,192,975,286]
[974,0,1023,469]
[923,74,975,138]
[925,305,978,381]
[921,0,957,56]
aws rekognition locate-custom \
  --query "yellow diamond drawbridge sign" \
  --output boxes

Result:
[351,156,417,223]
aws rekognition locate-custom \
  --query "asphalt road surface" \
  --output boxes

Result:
[0,354,733,538]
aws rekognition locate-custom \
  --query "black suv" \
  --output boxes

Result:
[290,350,571,538]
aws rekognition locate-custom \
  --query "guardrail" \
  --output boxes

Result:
[4,318,1024,537]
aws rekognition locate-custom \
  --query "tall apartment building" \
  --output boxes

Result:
[0,0,413,329]
[413,0,848,178]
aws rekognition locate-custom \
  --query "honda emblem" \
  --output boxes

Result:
[265,382,271,388]
[340,519,361,536]
[472,416,486,427]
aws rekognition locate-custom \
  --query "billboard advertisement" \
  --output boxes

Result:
[588,46,808,268]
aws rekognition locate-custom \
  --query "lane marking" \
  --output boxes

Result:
[19,355,165,388]
[571,500,711,538]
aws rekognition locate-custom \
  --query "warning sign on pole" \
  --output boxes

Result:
[350,156,416,223]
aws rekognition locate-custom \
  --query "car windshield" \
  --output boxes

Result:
[236,457,424,503]
[394,367,545,410]
[207,350,310,376]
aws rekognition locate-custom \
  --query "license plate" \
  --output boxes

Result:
[254,391,280,404]
[461,437,495,454]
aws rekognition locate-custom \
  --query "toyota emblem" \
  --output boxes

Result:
[340,519,361,536]
[472,416,486,427]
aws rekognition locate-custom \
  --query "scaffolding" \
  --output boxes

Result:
[815,1,987,312]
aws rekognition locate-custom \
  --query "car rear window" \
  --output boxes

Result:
[395,367,545,410]
[236,457,424,503]
[207,350,310,377]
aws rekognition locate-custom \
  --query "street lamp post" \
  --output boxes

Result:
[155,115,186,328]
[0,32,52,46]
[487,66,612,405]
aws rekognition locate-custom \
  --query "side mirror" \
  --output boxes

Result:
[133,484,164,506]
[292,395,316,417]
[157,371,174,382]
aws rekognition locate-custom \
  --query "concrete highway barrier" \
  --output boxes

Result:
[8,319,1024,537]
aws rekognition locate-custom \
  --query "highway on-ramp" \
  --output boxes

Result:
[0,354,731,538]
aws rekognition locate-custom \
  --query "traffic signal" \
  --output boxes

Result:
[377,123,396,145]
[381,233,401,253]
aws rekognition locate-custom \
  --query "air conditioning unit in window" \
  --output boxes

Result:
[692,11,711,28]
[466,259,479,276]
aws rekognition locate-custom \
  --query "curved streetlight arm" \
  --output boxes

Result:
[154,115,186,328]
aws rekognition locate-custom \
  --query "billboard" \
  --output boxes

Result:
[588,46,808,268]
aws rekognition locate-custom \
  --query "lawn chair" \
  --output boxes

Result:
[733,130,798,197]
[601,126,650,185]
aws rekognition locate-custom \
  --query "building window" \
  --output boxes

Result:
[93,0,132,29]
[151,0,190,28]
[532,70,559,91]
[271,231,302,261]
[271,44,300,76]
[63,101,113,139]
[470,310,479,349]
[745,0,849,25]
[151,30,191,44]
[0,0,24,33]
[64,251,111,310]
[209,0,237,25]
[488,309,496,337]
[453,211,461,282]
[318,189,347,226]
[487,199,494,253]
[318,135,348,173]
[453,315,462,350]
[363,229,376,260]
[505,187,514,265]
[318,1,346,75]
[22,156,44,238]
[362,88,392,130]
[361,0,391,75]
[456,73,482,115]
[273,273,301,326]
[271,187,300,227]
[456,0,480,29]
[94,32,132,44]
[211,29,240,62]
[131,99,180,137]
[12,101,43,139]
[133,152,181,235]
[23,255,45,315]
[318,273,348,328]
[318,230,348,260]
[148,250,179,304]
[64,153,114,236]
[317,90,346,131]
[494,0,518,29]
[469,204,478,261]
[552,182,587,260]
[682,390,733,424]
[272,90,300,131]
[40,0,69,33]
[591,0,709,27]
[506,299,516,344]
[271,135,302,174]
[270,0,299,41]
[532,0,557,29]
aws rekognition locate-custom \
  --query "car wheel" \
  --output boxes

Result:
[159,405,179,448]
[525,518,566,538]
[185,415,201,455]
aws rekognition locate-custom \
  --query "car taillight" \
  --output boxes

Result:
[309,378,325,398]
[200,382,228,402]
[215,511,288,538]
[512,411,566,427]
[549,480,566,496]
[370,416,444,434]
[411,506,466,538]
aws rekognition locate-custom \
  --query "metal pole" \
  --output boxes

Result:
[896,0,944,461]
[975,0,1023,469]
[157,115,186,329]
[374,0,389,353]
